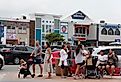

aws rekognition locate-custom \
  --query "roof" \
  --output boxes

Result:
[0,17,30,22]
[60,10,93,21]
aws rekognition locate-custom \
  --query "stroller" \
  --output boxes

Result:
[85,56,100,79]
[18,57,34,78]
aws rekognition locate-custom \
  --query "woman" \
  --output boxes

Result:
[44,42,53,79]
[30,41,43,77]
[58,45,68,78]
[106,49,118,75]
[74,44,86,79]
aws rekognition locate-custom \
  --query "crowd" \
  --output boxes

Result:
[17,41,119,80]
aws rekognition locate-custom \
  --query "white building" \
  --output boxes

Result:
[30,13,62,45]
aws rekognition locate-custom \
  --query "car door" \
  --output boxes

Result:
[113,48,121,67]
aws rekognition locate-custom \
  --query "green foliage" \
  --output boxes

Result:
[45,33,65,44]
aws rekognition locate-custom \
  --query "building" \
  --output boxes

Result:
[31,11,121,47]
[29,20,35,47]
[89,21,121,46]
[61,11,93,45]
[0,17,30,45]
[30,13,62,45]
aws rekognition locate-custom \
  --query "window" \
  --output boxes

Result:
[101,28,107,35]
[18,27,22,33]
[49,25,51,33]
[46,25,49,32]
[75,28,78,33]
[18,26,27,34]
[50,21,51,23]
[82,27,85,34]
[7,26,16,33]
[113,49,121,55]
[79,27,82,33]
[108,28,114,35]
[42,25,45,32]
[42,34,45,40]
[46,21,48,23]
[22,27,27,33]
[115,28,120,35]
[42,20,44,23]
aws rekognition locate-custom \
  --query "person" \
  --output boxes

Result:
[106,49,118,76]
[30,41,43,77]
[61,26,67,33]
[74,44,87,79]
[58,45,68,79]
[44,42,53,79]
[96,51,107,76]
[18,59,33,78]
[66,42,72,77]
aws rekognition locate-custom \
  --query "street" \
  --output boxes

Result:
[0,65,121,82]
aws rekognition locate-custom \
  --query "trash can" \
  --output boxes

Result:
[55,58,68,76]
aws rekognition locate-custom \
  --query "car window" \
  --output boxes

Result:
[97,49,109,55]
[27,47,34,51]
[14,47,27,51]
[113,49,121,56]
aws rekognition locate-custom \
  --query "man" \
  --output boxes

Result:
[30,41,43,77]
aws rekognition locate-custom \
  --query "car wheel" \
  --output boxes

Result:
[0,59,3,70]
[14,57,20,65]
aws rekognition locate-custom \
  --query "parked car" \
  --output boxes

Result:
[92,46,121,67]
[0,54,4,69]
[0,45,34,64]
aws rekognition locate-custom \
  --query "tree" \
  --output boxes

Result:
[45,33,65,44]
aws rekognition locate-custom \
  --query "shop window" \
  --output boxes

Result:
[108,28,114,35]
[101,28,107,35]
[115,28,120,35]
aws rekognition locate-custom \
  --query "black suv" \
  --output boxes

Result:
[0,45,34,64]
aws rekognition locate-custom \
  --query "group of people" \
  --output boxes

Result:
[97,49,118,76]
[18,41,119,80]
[18,41,52,79]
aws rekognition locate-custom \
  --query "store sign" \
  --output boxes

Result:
[6,34,17,39]
[71,11,86,20]
[101,24,121,28]
[115,39,120,42]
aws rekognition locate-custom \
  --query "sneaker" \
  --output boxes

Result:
[37,75,43,77]
[61,76,66,79]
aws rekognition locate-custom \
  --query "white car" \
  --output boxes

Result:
[0,54,4,69]
[92,46,121,67]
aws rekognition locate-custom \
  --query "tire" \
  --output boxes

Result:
[14,57,20,65]
[0,59,3,70]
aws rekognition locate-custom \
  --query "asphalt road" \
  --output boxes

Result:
[0,65,121,82]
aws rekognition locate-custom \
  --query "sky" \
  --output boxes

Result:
[0,0,121,23]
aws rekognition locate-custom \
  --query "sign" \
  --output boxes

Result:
[115,39,120,42]
[71,11,86,20]
[6,34,17,39]
[60,25,68,33]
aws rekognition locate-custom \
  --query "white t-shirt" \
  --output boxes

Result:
[58,49,68,66]
[98,55,107,62]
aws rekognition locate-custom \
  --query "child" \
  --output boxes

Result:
[18,59,34,78]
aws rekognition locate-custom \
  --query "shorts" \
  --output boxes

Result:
[77,60,85,66]
[98,63,106,67]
